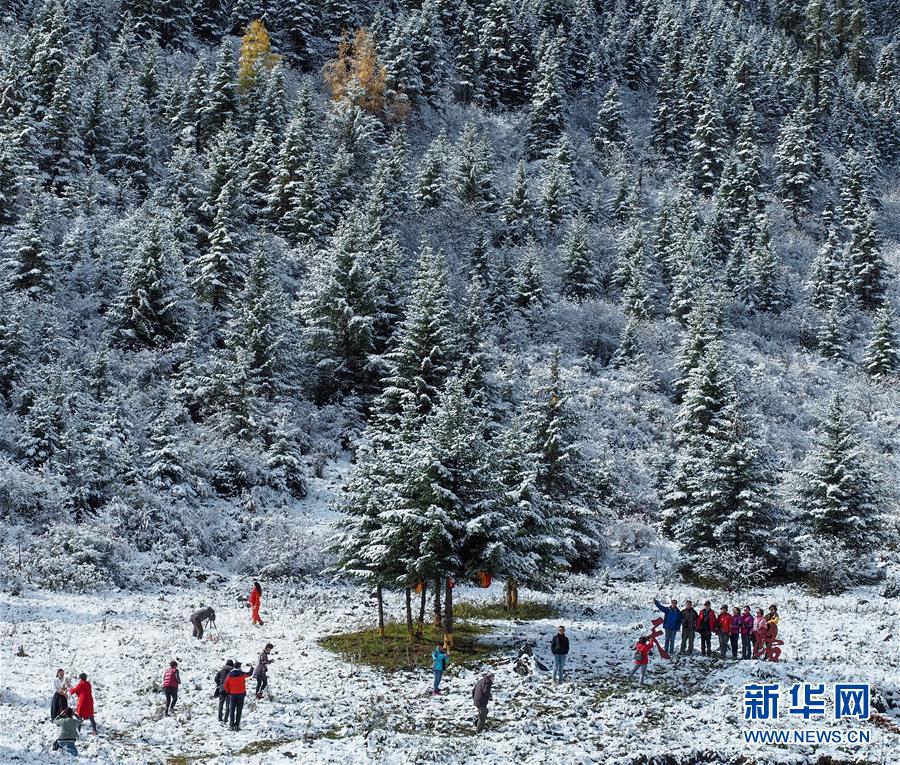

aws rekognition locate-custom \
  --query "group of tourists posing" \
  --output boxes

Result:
[629,599,782,684]
[48,581,268,754]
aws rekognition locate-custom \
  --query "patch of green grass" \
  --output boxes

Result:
[453,600,558,621]
[321,620,494,671]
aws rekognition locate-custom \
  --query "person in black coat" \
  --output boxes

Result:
[550,625,570,683]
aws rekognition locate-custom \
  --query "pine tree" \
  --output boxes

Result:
[526,35,565,159]
[503,160,532,243]
[863,303,899,379]
[232,243,286,399]
[201,43,238,140]
[774,104,815,218]
[374,245,458,430]
[4,194,53,298]
[0,289,25,401]
[794,394,883,552]
[266,407,307,497]
[689,89,726,196]
[304,213,377,400]
[194,178,246,313]
[593,83,624,159]
[454,3,481,104]
[453,124,497,212]
[745,217,785,312]
[808,227,847,309]
[113,216,190,349]
[516,246,545,318]
[527,350,605,573]
[416,132,447,210]
[244,125,275,222]
[560,216,596,302]
[818,302,847,361]
[846,206,886,310]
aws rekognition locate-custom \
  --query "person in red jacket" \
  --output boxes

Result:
[68,673,97,734]
[247,582,263,626]
[628,636,653,685]
[162,660,181,716]
[222,661,253,731]
[716,605,732,659]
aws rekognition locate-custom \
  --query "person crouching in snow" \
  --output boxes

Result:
[69,673,97,734]
[431,645,449,695]
[248,582,263,626]
[254,644,274,699]
[162,660,181,716]
[628,636,653,684]
[191,606,216,639]
[52,706,79,755]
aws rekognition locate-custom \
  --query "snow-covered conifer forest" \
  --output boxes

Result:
[1,0,899,762]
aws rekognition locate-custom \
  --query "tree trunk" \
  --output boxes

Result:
[405,587,413,639]
[443,579,454,649]
[433,577,442,629]
[376,585,385,638]
[416,583,427,638]
[505,578,519,612]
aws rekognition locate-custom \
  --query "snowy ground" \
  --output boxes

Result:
[1,574,898,765]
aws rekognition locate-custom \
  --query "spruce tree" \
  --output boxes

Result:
[503,160,532,243]
[560,216,596,302]
[688,89,726,196]
[863,303,899,379]
[526,36,565,159]
[113,216,190,349]
[304,213,377,400]
[593,83,624,159]
[846,206,886,310]
[416,131,448,210]
[794,394,883,552]
[374,245,458,430]
[4,194,53,298]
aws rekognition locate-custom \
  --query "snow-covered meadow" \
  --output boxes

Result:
[2,573,898,765]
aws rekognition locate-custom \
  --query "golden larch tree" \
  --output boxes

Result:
[322,28,387,116]
[238,20,279,92]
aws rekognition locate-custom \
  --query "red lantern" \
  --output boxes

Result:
[447,578,455,589]
[478,571,492,588]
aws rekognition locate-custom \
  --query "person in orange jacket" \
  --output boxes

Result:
[222,661,253,731]
[68,673,97,734]
[247,582,263,626]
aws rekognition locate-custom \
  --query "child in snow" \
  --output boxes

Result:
[248,582,263,626]
[254,644,274,699]
[52,706,79,755]
[163,660,181,716]
[51,669,69,720]
[431,645,449,695]
[628,636,653,684]
[68,673,96,734]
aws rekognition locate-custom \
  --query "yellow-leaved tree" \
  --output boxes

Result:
[238,20,279,92]
[322,28,387,117]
